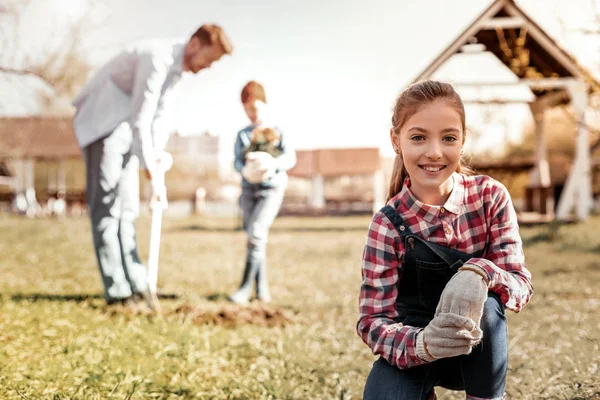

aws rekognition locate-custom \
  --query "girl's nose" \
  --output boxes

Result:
[425,143,442,160]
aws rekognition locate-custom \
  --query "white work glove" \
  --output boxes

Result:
[150,182,168,209]
[242,152,276,183]
[246,151,276,168]
[149,151,173,209]
[242,162,275,184]
[416,312,483,362]
[436,266,489,327]
[155,150,173,170]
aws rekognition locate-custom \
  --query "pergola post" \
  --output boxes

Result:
[526,103,551,213]
[556,81,592,221]
[528,103,551,188]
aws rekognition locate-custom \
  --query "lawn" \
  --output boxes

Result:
[0,213,599,399]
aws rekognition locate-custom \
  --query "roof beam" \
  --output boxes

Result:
[503,2,584,79]
[0,176,15,186]
[454,77,578,89]
[412,0,507,82]
[480,16,526,30]
[531,90,571,109]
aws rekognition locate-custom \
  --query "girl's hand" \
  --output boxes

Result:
[435,267,489,327]
[416,312,482,362]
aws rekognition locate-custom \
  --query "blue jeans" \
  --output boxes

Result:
[363,294,508,400]
[235,185,285,298]
[83,123,148,302]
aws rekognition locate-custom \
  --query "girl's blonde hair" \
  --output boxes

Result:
[387,80,470,202]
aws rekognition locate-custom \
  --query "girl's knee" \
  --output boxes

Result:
[363,358,431,400]
[480,293,506,334]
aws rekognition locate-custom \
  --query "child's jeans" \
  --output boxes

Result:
[235,185,285,298]
[363,294,508,400]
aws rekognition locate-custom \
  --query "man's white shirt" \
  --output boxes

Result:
[72,38,185,170]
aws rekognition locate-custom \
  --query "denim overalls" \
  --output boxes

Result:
[380,204,485,326]
[363,204,508,400]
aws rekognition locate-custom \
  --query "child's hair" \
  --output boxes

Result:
[387,80,470,202]
[241,81,267,104]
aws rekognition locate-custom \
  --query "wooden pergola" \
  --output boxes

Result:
[413,0,599,221]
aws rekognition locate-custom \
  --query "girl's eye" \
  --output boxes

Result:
[443,136,458,142]
[410,135,425,141]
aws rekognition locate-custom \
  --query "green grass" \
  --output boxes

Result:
[0,213,599,399]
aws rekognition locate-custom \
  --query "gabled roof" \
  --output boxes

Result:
[414,0,600,95]
[0,116,80,160]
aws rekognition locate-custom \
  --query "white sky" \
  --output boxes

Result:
[5,0,600,157]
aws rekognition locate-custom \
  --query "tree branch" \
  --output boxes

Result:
[0,65,49,84]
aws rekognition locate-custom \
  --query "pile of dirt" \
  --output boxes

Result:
[171,302,294,328]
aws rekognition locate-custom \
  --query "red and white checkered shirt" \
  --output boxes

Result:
[357,173,533,369]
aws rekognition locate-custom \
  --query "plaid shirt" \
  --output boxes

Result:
[357,173,533,369]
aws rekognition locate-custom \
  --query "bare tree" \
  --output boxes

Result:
[0,0,104,113]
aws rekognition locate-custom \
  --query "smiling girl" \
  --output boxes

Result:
[357,81,533,400]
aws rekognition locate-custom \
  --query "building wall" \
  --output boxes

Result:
[166,131,222,178]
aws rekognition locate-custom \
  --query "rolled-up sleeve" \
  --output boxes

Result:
[150,70,181,153]
[130,54,169,171]
[234,131,246,173]
[357,213,427,369]
[466,183,534,312]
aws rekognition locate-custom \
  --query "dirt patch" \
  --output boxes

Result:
[171,302,294,328]
[103,302,156,317]
[100,300,295,327]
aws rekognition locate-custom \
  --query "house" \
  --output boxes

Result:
[0,116,83,216]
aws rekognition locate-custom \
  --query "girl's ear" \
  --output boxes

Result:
[390,129,400,154]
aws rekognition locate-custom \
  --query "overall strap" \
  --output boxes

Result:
[380,204,411,238]
[380,204,471,272]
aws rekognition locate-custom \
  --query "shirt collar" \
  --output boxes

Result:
[443,172,465,214]
[391,172,464,222]
[171,41,186,76]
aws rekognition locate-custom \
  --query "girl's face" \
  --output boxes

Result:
[392,100,464,204]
